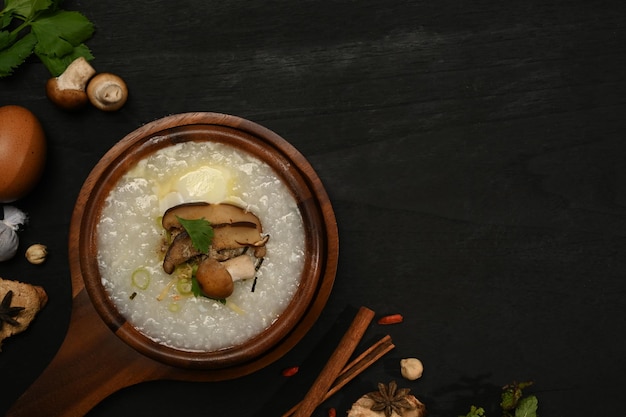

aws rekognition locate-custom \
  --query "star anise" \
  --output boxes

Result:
[0,291,25,331]
[366,381,414,417]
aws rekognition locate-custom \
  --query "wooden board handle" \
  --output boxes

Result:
[6,288,165,417]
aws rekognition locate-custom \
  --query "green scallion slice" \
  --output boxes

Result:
[131,267,151,290]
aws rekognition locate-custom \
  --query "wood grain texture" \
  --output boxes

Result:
[293,306,374,417]
[1,0,625,415]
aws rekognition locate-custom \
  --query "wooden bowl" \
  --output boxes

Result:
[7,113,338,417]
[76,112,338,370]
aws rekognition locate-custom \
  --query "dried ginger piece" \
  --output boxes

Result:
[0,277,47,351]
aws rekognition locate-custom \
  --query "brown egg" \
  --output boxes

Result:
[0,105,47,202]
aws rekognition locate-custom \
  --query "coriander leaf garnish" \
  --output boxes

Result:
[176,216,214,254]
[190,275,202,297]
[0,0,95,78]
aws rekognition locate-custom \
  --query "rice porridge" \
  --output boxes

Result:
[97,140,306,352]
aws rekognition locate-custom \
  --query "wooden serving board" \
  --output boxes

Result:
[7,113,339,417]
[7,265,335,417]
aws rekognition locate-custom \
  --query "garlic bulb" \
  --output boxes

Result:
[0,205,28,262]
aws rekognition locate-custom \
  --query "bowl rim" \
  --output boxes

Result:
[69,112,339,370]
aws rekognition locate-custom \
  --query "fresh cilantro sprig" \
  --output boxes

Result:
[176,216,214,254]
[0,0,95,78]
[173,216,216,299]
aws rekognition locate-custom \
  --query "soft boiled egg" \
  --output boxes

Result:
[0,105,47,203]
[158,165,234,213]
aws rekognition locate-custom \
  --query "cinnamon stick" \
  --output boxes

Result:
[326,334,395,399]
[282,334,395,417]
[291,306,375,417]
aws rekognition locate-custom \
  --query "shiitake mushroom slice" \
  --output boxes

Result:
[162,202,262,231]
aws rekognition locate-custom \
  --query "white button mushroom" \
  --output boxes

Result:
[400,358,424,381]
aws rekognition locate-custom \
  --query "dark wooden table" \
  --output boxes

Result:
[1,0,625,415]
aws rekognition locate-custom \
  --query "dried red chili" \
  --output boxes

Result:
[328,407,337,417]
[377,314,404,325]
[281,366,299,377]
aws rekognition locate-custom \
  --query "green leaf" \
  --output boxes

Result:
[0,30,36,77]
[36,41,92,75]
[0,1,95,77]
[190,275,203,297]
[501,381,532,411]
[0,30,12,49]
[500,389,519,411]
[514,395,538,417]
[176,216,214,254]
[1,13,14,30]
[459,405,485,417]
[49,0,63,12]
[3,0,52,20]
[31,10,93,57]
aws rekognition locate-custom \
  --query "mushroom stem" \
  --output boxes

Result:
[56,57,96,90]
[45,57,96,110]
[222,255,256,281]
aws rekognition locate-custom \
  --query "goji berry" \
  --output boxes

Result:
[328,407,337,417]
[281,366,299,376]
[377,314,404,325]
